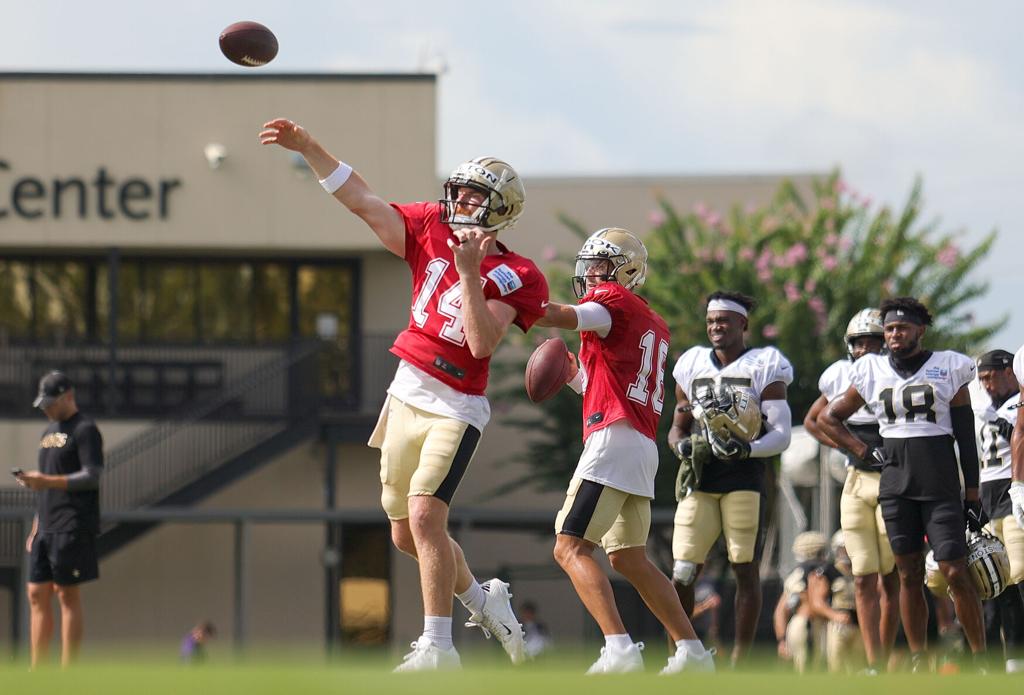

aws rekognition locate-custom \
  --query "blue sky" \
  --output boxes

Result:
[3,0,1022,348]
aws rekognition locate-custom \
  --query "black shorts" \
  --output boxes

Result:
[29,532,99,586]
[879,496,967,562]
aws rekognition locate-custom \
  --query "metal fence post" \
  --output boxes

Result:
[18,514,31,658]
[233,520,248,652]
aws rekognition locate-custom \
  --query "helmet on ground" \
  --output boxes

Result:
[792,531,827,562]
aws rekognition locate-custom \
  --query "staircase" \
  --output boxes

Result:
[0,340,330,567]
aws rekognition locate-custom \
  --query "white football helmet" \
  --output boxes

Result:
[966,530,1011,600]
[439,156,525,232]
[571,228,648,299]
[844,308,883,359]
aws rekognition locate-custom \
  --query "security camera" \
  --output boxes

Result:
[204,143,227,170]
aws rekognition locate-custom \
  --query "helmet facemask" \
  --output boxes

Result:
[571,230,647,299]
[439,157,525,232]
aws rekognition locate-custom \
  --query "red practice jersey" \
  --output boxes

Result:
[579,282,671,440]
[390,202,548,395]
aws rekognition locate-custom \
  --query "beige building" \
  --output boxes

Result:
[0,72,816,656]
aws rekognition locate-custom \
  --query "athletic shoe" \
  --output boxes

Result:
[393,637,461,672]
[858,667,879,676]
[586,641,645,674]
[660,646,716,675]
[465,578,527,664]
[910,652,929,674]
[1007,658,1024,673]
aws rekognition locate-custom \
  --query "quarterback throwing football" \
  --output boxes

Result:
[538,229,713,674]
[261,120,548,670]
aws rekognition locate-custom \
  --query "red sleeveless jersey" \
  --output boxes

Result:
[579,283,670,440]
[390,202,548,395]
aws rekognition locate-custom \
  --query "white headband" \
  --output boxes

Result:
[707,298,748,317]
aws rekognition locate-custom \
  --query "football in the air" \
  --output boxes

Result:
[525,338,573,403]
[219,21,279,67]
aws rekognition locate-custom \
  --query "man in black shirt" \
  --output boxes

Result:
[14,372,103,668]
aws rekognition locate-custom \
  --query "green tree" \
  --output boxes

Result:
[494,170,1000,504]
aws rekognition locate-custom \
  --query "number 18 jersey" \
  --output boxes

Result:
[579,283,670,441]
[849,351,976,438]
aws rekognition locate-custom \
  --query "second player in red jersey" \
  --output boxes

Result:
[538,228,712,675]
[578,281,669,441]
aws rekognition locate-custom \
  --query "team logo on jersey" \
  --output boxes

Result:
[39,432,68,449]
[486,264,524,296]
[924,366,949,380]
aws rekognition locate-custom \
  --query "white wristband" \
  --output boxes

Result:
[319,162,353,194]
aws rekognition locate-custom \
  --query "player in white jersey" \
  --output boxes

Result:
[973,350,1024,672]
[819,297,986,671]
[668,290,794,666]
[804,309,899,672]
[1012,345,1024,530]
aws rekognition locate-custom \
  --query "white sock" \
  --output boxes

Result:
[605,633,634,651]
[676,639,706,655]
[457,579,486,614]
[423,616,453,650]
[1007,658,1024,673]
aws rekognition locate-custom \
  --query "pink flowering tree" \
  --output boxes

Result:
[642,171,999,416]
[491,172,998,500]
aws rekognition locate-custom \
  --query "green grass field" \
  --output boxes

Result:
[1,648,1021,695]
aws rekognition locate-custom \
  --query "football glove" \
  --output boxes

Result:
[994,417,1014,442]
[675,434,710,501]
[964,499,989,534]
[1009,481,1024,531]
[711,435,751,461]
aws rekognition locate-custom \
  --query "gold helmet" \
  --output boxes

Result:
[792,531,827,562]
[439,156,525,232]
[967,530,1011,600]
[692,382,763,444]
[844,308,884,358]
[571,228,648,299]
[924,550,948,598]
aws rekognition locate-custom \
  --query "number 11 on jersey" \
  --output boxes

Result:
[627,330,669,413]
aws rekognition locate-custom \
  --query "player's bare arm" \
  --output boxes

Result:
[818,386,870,458]
[259,118,405,257]
[448,228,516,358]
[534,302,578,330]
[808,571,850,624]
[668,384,694,452]
[803,395,839,449]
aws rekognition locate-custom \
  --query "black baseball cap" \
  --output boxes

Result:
[33,371,73,409]
[977,349,1014,372]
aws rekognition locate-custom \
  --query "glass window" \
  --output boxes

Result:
[252,263,291,343]
[32,260,91,343]
[0,260,33,341]
[139,262,199,343]
[199,262,253,342]
[297,264,355,399]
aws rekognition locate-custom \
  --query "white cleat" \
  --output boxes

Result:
[660,646,715,675]
[465,578,527,664]
[586,641,645,674]
[393,637,461,672]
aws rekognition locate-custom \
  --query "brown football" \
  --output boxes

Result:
[525,337,573,403]
[219,21,279,67]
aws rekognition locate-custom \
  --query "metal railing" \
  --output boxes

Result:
[0,341,328,567]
